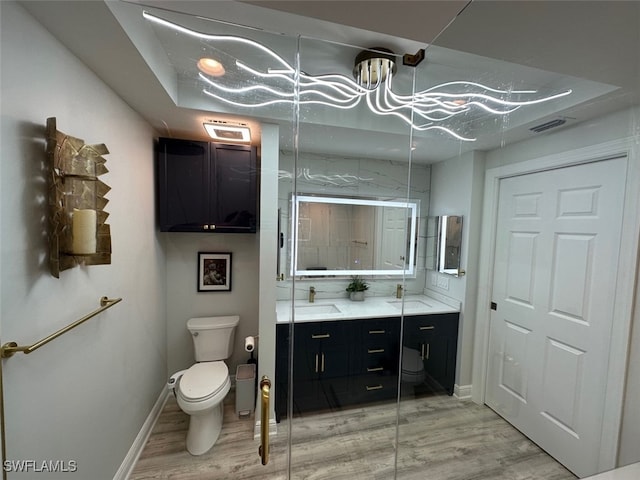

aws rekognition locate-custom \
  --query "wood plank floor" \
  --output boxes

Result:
[130,388,577,480]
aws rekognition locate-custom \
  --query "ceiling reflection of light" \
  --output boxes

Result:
[144,11,572,142]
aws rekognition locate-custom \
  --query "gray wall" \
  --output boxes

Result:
[0,3,166,478]
[164,233,260,377]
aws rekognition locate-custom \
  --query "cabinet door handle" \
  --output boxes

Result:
[366,384,383,391]
[369,330,385,334]
[321,353,325,373]
[367,348,385,354]
[421,343,425,360]
[315,354,319,373]
[367,367,384,372]
[419,326,435,330]
[426,343,430,360]
[311,334,330,339]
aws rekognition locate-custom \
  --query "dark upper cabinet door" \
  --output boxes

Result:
[157,138,258,232]
[157,138,209,232]
[210,143,257,232]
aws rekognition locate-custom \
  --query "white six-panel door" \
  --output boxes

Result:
[485,157,627,478]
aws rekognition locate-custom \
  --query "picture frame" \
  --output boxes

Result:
[198,252,232,292]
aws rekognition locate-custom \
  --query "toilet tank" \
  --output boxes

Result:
[187,315,240,362]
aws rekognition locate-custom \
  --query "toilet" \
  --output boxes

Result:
[168,315,240,455]
[401,346,426,384]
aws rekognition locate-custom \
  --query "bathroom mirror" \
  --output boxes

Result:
[428,215,464,277]
[290,195,419,277]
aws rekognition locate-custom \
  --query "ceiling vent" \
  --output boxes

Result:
[529,118,567,133]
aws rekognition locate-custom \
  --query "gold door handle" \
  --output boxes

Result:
[367,348,385,354]
[258,376,271,465]
[369,330,385,334]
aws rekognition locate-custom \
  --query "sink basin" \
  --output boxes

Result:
[295,304,341,316]
[387,299,432,310]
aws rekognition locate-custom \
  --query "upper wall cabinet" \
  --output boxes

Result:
[157,137,258,233]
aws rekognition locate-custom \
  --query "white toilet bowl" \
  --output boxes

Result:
[401,346,426,384]
[175,361,231,455]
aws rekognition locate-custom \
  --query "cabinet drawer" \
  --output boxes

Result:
[403,314,458,338]
[293,321,349,347]
[350,374,398,403]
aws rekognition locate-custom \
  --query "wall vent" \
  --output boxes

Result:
[529,118,567,133]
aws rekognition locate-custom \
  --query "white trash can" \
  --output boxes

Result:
[235,363,256,418]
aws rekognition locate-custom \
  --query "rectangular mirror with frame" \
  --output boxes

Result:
[290,195,420,277]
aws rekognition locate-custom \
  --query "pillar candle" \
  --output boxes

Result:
[72,208,97,254]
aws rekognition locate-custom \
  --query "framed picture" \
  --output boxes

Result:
[198,252,232,292]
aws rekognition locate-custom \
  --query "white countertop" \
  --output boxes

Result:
[276,294,460,323]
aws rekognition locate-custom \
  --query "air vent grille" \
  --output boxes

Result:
[530,118,567,133]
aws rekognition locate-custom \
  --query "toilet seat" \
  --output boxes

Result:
[178,362,229,402]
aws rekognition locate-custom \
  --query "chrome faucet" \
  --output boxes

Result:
[396,284,403,299]
[309,286,316,303]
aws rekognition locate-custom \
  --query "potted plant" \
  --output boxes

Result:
[346,275,369,301]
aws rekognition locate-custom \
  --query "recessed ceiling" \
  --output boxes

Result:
[21,0,640,164]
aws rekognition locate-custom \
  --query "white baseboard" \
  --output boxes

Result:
[113,388,169,480]
[454,384,472,400]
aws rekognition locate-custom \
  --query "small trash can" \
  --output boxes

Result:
[235,363,256,418]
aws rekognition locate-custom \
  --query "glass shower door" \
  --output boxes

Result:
[281,37,421,479]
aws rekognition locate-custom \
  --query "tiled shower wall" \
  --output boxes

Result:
[277,150,430,301]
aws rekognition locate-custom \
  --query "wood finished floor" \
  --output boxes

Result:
[130,389,577,480]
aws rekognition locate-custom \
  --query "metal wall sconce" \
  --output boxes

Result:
[46,117,112,278]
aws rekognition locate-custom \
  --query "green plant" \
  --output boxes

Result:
[345,275,369,293]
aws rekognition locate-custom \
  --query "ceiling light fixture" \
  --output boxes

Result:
[353,47,397,90]
[203,122,251,143]
[144,11,573,142]
[197,58,225,76]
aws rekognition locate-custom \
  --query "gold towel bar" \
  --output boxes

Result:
[0,296,122,358]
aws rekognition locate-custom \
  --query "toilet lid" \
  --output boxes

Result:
[179,362,228,401]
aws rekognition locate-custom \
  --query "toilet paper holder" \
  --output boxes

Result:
[244,335,258,352]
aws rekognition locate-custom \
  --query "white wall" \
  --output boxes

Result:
[0,3,166,479]
[426,151,485,389]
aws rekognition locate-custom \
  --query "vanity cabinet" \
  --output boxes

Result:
[275,321,353,418]
[275,312,459,421]
[156,137,258,232]
[402,313,459,395]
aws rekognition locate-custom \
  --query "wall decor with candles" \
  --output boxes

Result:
[46,117,112,278]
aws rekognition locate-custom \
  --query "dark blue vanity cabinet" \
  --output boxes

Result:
[275,312,459,421]
[157,137,258,232]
